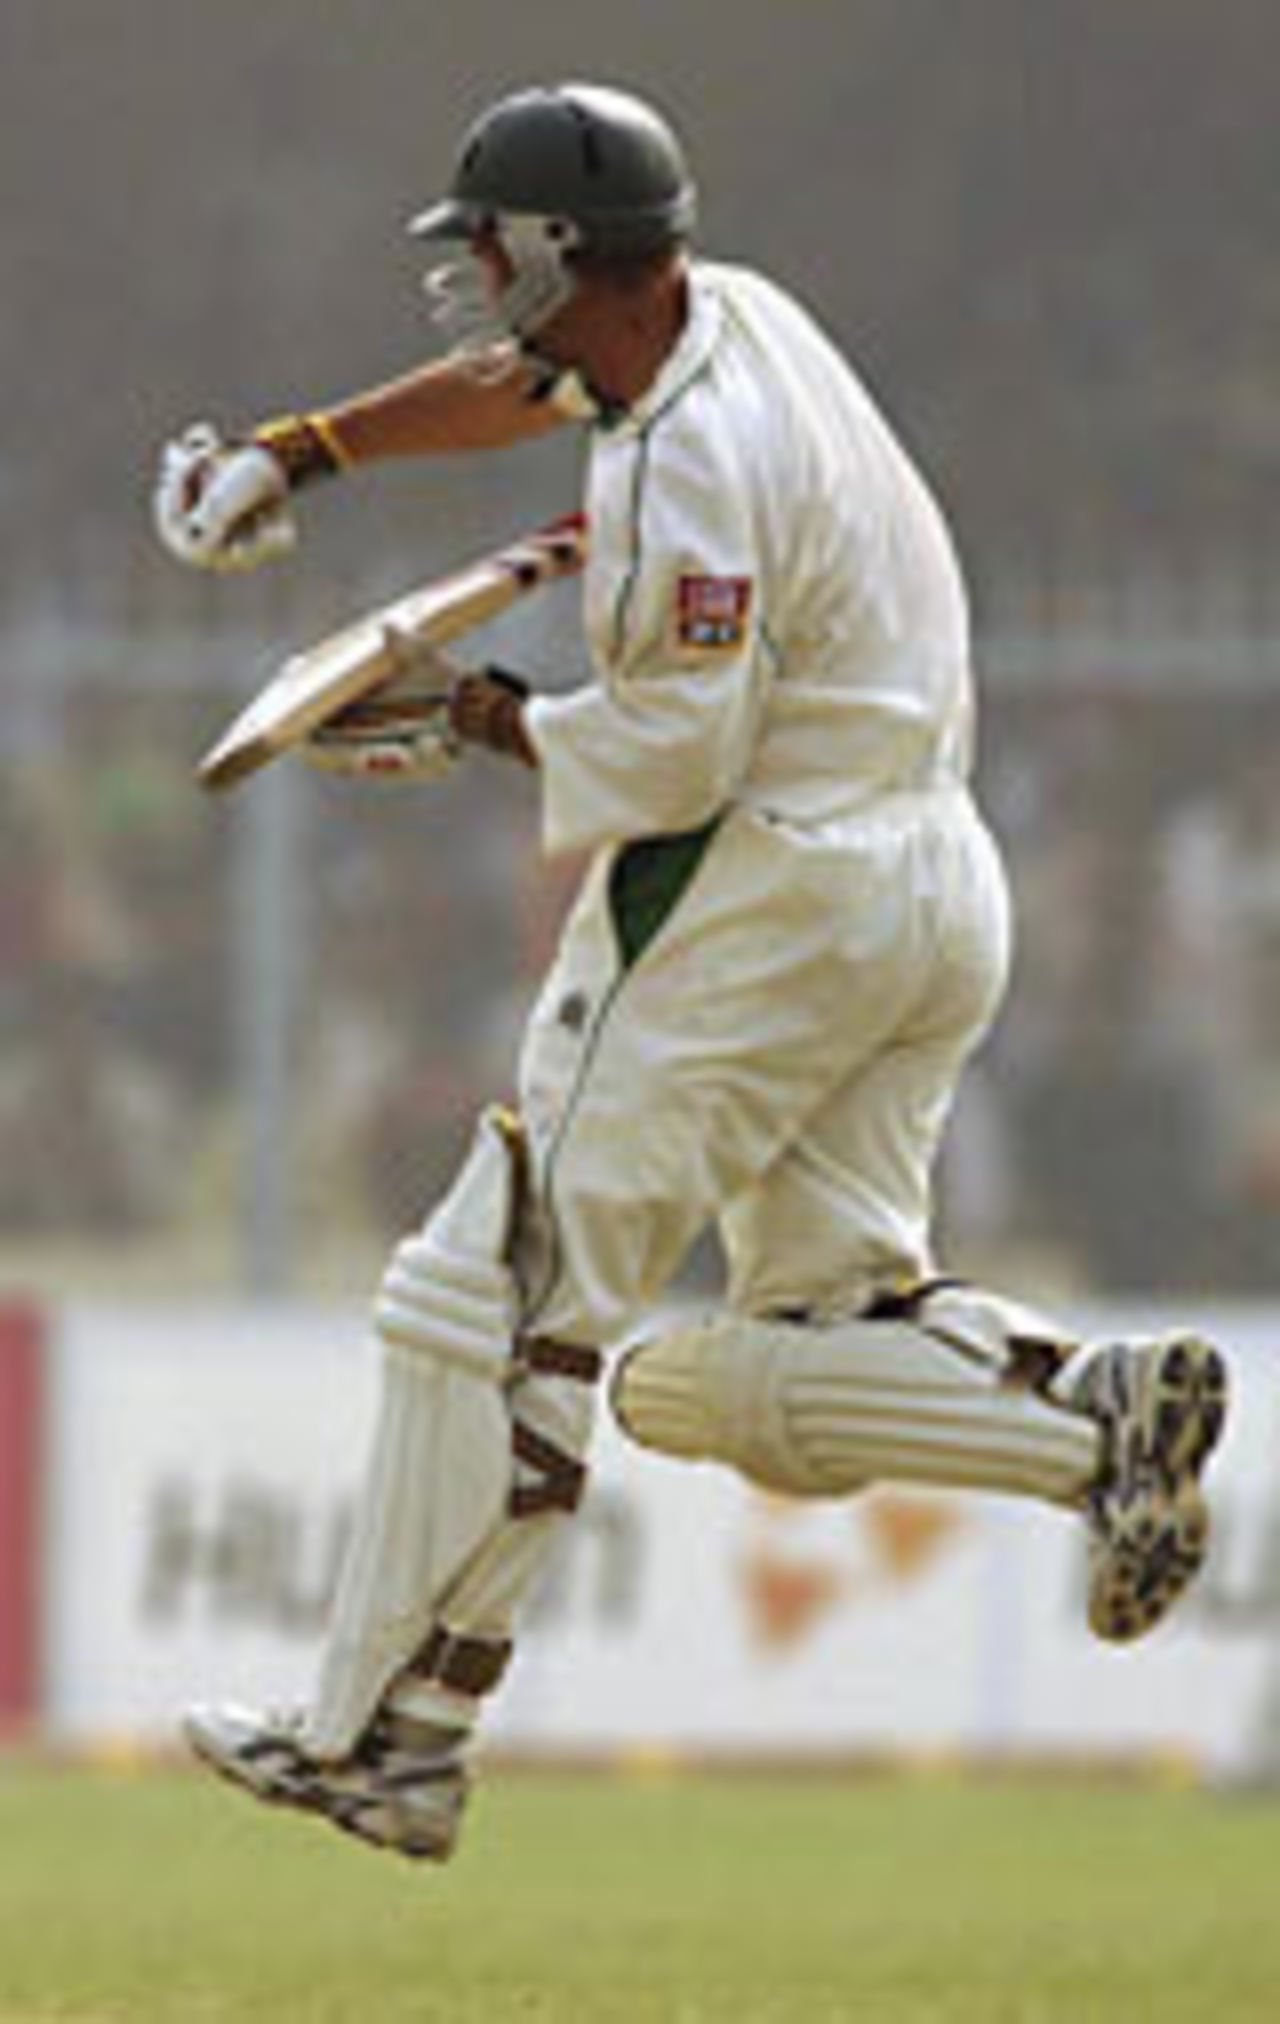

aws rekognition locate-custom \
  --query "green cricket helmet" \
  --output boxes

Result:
[412,82,697,338]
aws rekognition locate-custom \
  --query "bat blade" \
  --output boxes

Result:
[196,512,586,792]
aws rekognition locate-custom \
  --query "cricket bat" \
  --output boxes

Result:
[196,511,587,791]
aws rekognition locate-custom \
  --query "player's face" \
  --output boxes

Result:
[471,228,515,302]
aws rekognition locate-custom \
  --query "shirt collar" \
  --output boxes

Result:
[600,264,724,435]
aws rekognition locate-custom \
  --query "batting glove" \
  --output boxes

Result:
[153,422,298,572]
[301,627,464,784]
[302,708,462,783]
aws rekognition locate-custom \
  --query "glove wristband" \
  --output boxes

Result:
[251,412,347,489]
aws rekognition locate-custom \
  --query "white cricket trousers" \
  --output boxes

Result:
[515,785,1012,1345]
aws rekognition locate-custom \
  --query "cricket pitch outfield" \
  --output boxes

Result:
[0,1758,1277,2021]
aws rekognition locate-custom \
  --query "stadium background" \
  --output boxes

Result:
[2,5,1280,2017]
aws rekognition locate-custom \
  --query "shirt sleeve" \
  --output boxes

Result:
[526,421,770,857]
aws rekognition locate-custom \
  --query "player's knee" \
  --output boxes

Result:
[611,1325,721,1461]
[374,1105,523,1382]
[611,1315,831,1497]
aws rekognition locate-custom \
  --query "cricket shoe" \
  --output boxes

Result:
[182,1703,470,1861]
[1071,1333,1230,1642]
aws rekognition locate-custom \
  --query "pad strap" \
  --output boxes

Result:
[510,1421,589,1517]
[862,1276,968,1322]
[508,1335,602,1518]
[412,1625,514,1698]
[519,1335,604,1383]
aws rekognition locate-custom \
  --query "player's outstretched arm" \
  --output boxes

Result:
[322,346,568,460]
[153,348,567,574]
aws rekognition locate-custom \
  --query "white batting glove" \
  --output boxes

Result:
[300,627,464,783]
[302,706,462,784]
[153,422,297,572]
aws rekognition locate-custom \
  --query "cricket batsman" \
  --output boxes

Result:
[153,81,1230,1860]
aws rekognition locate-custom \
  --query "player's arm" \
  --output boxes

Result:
[321,347,567,461]
[527,430,768,855]
[153,348,568,575]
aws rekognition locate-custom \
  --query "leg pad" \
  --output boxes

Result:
[614,1297,1100,1505]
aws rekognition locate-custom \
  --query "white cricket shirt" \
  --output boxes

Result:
[526,261,975,858]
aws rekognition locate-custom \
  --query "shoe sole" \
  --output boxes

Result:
[1088,1335,1228,1643]
[184,1717,459,1861]
[1138,1335,1230,1482]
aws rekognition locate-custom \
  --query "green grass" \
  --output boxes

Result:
[1,1760,1278,2021]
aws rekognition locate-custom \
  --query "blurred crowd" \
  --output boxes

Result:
[0,669,574,1283]
[952,680,1280,1295]
[4,648,1280,1302]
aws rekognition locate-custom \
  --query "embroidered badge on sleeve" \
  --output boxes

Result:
[675,574,754,652]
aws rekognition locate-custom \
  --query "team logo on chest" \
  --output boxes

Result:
[674,573,754,652]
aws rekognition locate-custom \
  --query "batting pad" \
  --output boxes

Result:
[304,1109,521,1760]
[387,1359,597,1733]
[613,1296,1100,1506]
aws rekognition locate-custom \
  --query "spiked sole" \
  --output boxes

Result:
[1087,1335,1229,1643]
